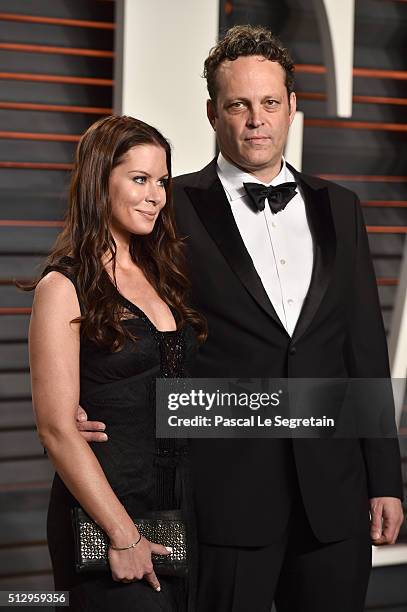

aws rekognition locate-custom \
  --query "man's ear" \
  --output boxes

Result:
[207,99,217,131]
[288,92,297,125]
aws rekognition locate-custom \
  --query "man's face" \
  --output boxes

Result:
[207,55,296,181]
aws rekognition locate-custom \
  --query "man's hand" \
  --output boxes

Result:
[76,405,108,443]
[370,497,404,545]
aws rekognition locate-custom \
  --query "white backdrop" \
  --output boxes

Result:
[114,0,219,176]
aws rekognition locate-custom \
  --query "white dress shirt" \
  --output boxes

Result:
[217,153,314,337]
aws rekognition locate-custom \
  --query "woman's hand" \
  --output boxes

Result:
[108,533,171,591]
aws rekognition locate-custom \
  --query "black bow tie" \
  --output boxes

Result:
[243,181,297,213]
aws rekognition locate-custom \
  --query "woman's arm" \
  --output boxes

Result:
[29,271,168,587]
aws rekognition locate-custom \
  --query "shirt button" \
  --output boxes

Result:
[272,222,276,228]
[289,346,297,355]
[280,259,286,265]
[287,298,293,305]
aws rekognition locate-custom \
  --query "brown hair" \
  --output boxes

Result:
[204,24,295,104]
[24,115,207,350]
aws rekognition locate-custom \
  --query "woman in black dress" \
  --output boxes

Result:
[28,115,206,611]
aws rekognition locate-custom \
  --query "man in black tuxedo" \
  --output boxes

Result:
[170,25,404,612]
[78,25,404,612]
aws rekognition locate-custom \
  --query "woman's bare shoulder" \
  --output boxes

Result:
[33,271,80,317]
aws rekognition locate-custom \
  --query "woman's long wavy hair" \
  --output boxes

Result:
[25,115,207,350]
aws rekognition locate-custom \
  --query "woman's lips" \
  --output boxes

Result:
[136,210,155,219]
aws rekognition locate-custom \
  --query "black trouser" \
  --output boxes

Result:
[196,496,372,612]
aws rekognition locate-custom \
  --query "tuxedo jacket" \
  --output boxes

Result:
[173,160,403,546]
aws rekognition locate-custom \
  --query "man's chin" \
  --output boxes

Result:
[239,154,280,174]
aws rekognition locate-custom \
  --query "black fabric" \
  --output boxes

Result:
[243,181,297,212]
[172,160,403,548]
[44,257,197,611]
[196,493,371,612]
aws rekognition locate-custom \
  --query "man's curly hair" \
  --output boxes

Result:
[203,25,295,103]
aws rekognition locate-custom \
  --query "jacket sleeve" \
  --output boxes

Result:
[345,194,403,500]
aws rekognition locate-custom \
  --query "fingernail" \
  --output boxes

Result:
[78,414,86,422]
[372,532,380,539]
[98,425,106,431]
[155,586,161,592]
[165,546,173,553]
[101,434,108,441]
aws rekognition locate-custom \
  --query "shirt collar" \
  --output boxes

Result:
[217,153,294,203]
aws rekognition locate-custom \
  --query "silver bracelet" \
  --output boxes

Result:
[109,532,142,551]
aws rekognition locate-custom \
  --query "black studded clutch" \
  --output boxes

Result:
[71,507,188,577]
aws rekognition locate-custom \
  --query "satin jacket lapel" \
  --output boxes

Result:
[288,165,336,344]
[185,162,285,329]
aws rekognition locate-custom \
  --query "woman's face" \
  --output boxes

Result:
[108,144,168,238]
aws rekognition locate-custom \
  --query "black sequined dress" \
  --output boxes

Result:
[44,258,197,611]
